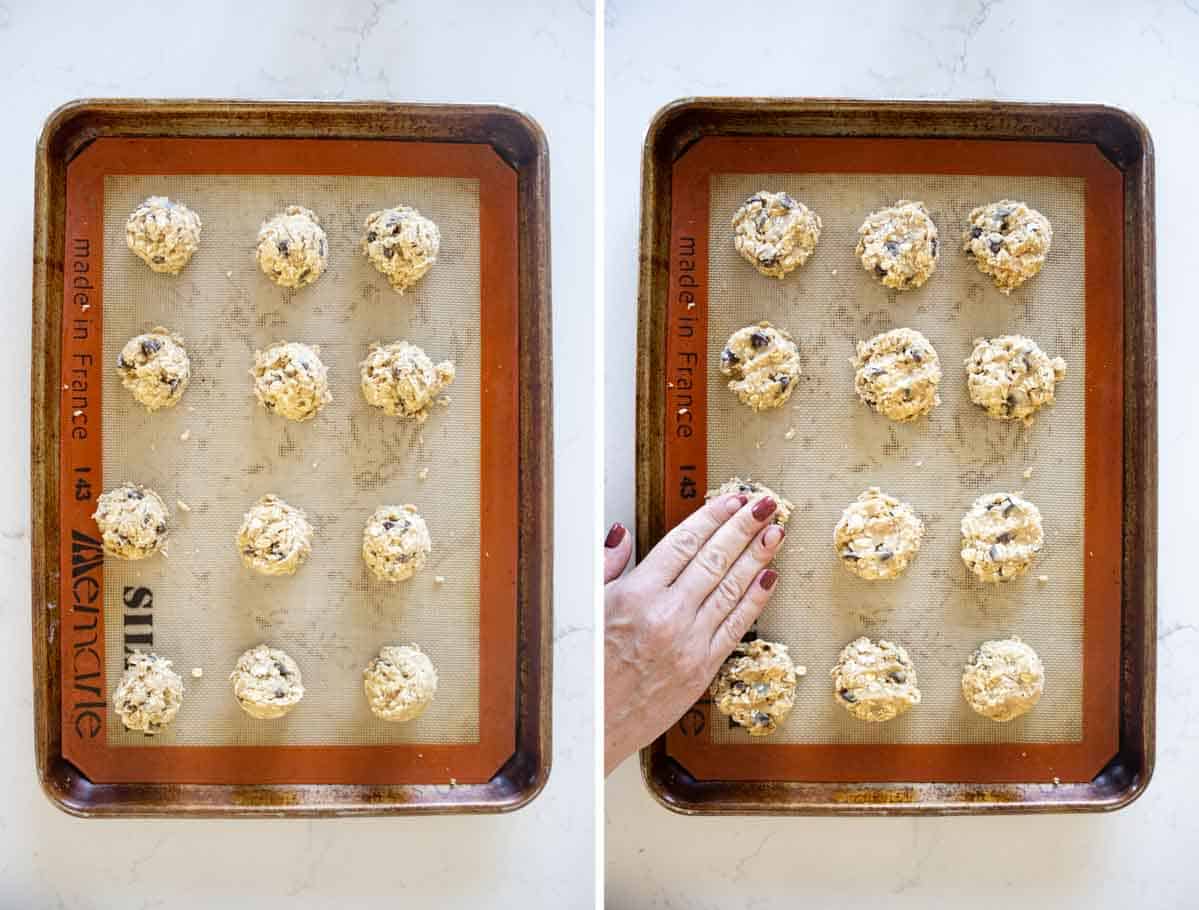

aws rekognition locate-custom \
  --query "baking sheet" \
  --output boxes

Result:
[705,172,1085,745]
[101,173,482,747]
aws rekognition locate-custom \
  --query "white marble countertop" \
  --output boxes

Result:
[605,0,1193,906]
[0,1,595,906]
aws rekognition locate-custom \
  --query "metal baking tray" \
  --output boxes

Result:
[31,99,552,816]
[635,98,1155,815]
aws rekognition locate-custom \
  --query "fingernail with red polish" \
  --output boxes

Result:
[760,569,779,591]
[725,494,746,515]
[752,497,777,521]
[605,523,626,549]
[763,524,785,547]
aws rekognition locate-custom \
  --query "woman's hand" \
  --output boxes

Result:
[603,493,784,775]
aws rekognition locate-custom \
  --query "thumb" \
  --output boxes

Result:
[603,522,633,583]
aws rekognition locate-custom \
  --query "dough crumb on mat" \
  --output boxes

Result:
[236,494,314,577]
[191,667,204,679]
[719,321,801,412]
[961,636,1045,721]
[230,644,304,719]
[251,340,332,422]
[855,200,939,290]
[180,429,191,441]
[255,205,328,289]
[363,644,438,721]
[852,327,942,422]
[176,499,191,512]
[730,190,822,279]
[362,504,432,582]
[113,651,184,734]
[705,476,793,525]
[965,335,1066,425]
[831,637,921,722]
[833,487,924,581]
[93,482,170,560]
[960,492,1044,582]
[361,205,440,293]
[962,200,1053,294]
[360,340,456,423]
[116,327,190,412]
[125,196,201,275]
[710,639,804,736]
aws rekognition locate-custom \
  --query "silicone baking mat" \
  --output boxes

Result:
[658,136,1124,784]
[57,136,519,786]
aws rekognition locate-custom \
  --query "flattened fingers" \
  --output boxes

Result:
[638,493,746,584]
[709,569,779,667]
[698,523,785,631]
[672,496,778,601]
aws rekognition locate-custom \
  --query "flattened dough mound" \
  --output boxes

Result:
[719,321,801,411]
[962,636,1045,721]
[93,482,169,560]
[359,340,456,422]
[731,190,822,278]
[112,651,184,734]
[362,505,432,582]
[966,335,1067,425]
[361,206,440,293]
[125,196,202,274]
[853,327,942,422]
[834,487,924,581]
[230,644,304,719]
[855,200,939,290]
[251,341,332,422]
[255,205,328,289]
[831,637,921,722]
[236,494,314,576]
[117,326,190,411]
[960,491,1044,583]
[962,200,1053,294]
[705,476,793,526]
[363,644,438,722]
[710,639,806,736]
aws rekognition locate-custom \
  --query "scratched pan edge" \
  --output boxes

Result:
[633,98,1155,816]
[31,99,553,817]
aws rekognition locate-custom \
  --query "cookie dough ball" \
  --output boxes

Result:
[731,190,822,278]
[961,636,1045,721]
[719,321,801,411]
[359,340,456,422]
[966,335,1067,425]
[362,505,431,582]
[255,205,328,289]
[116,327,190,412]
[831,637,921,722]
[705,477,793,526]
[92,482,169,560]
[112,651,184,734]
[710,639,806,736]
[855,200,939,291]
[125,196,202,274]
[960,492,1044,583]
[363,644,438,722]
[852,328,942,422]
[834,487,924,581]
[962,200,1053,294]
[361,206,440,293]
[236,494,314,576]
[230,644,304,719]
[251,341,332,422]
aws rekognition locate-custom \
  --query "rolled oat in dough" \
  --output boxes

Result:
[966,335,1067,425]
[125,196,202,275]
[710,639,806,736]
[362,504,432,582]
[230,644,304,719]
[961,636,1045,721]
[962,200,1053,294]
[359,340,456,422]
[236,494,314,576]
[719,321,801,412]
[705,476,793,526]
[251,341,332,422]
[255,205,328,289]
[852,327,942,422]
[92,482,170,560]
[833,487,924,581]
[855,200,939,290]
[363,644,438,722]
[116,326,190,412]
[361,206,440,293]
[731,190,822,278]
[831,637,921,722]
[112,651,184,734]
[960,491,1044,583]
